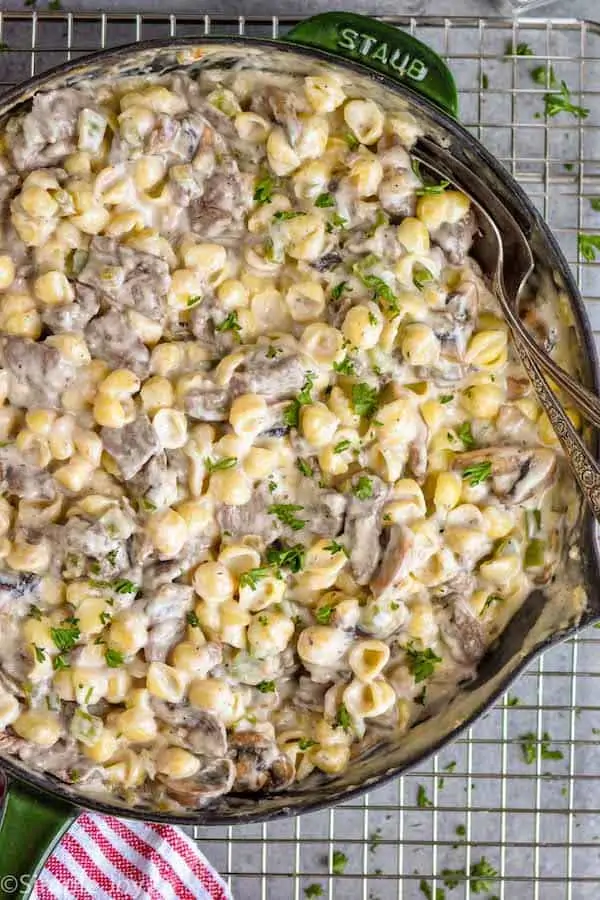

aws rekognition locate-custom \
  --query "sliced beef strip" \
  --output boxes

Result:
[216,487,281,543]
[184,385,230,422]
[301,484,347,538]
[0,447,56,501]
[146,113,205,161]
[229,349,307,402]
[85,310,150,378]
[0,571,41,615]
[128,452,179,510]
[343,474,389,585]
[189,157,247,239]
[77,236,170,321]
[431,210,478,265]
[6,89,90,171]
[42,283,99,334]
[101,415,160,480]
[1,336,74,409]
[144,583,194,662]
[436,596,486,665]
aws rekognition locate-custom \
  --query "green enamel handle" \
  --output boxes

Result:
[0,779,77,899]
[285,12,458,117]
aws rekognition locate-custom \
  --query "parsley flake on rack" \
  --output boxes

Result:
[462,461,492,487]
[332,850,348,875]
[419,879,445,900]
[417,784,433,808]
[519,731,564,763]
[506,41,534,56]
[405,642,442,683]
[578,233,600,261]
[205,456,238,473]
[268,504,306,531]
[531,64,556,87]
[543,80,589,119]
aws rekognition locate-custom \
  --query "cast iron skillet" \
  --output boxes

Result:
[0,14,598,898]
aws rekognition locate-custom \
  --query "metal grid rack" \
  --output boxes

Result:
[0,11,599,899]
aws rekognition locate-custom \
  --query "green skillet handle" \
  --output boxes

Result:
[0,778,77,899]
[285,12,458,118]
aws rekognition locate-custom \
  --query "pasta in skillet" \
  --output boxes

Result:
[0,60,579,809]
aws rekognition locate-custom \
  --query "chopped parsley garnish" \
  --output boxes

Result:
[335,702,352,731]
[357,271,399,316]
[578,233,600,261]
[186,610,201,628]
[29,605,42,620]
[273,210,303,221]
[256,680,276,693]
[405,643,442,683]
[506,41,534,56]
[112,579,139,595]
[332,355,355,375]
[304,885,323,899]
[254,174,274,205]
[417,784,433,808]
[106,549,118,566]
[105,648,125,668]
[268,504,306,531]
[333,439,351,454]
[53,654,69,671]
[480,593,503,616]
[283,372,315,428]
[353,476,373,500]
[415,686,427,705]
[462,461,492,487]
[331,281,349,302]
[99,610,112,626]
[324,540,346,556]
[266,543,305,573]
[439,394,453,404]
[315,604,335,625]
[457,422,476,449]
[186,295,202,308]
[416,179,449,197]
[215,311,241,334]
[351,382,379,418]
[315,192,336,208]
[366,209,389,237]
[520,731,564,764]
[33,645,46,664]
[297,458,313,478]
[298,738,317,751]
[332,850,348,875]
[139,497,157,512]
[266,344,282,359]
[524,538,546,568]
[344,131,360,150]
[413,263,434,290]
[50,619,80,653]
[544,80,589,119]
[239,567,273,590]
[205,456,238,473]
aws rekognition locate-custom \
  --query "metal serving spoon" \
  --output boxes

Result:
[414,137,600,430]
[413,139,600,520]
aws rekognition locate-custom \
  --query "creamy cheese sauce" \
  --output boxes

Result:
[0,64,581,809]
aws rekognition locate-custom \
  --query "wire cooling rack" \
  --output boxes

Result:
[0,11,599,899]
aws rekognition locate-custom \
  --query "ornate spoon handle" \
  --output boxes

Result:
[512,329,600,521]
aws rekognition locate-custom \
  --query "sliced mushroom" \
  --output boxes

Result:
[370,525,414,597]
[229,731,294,792]
[435,596,486,664]
[187,712,228,758]
[151,699,218,730]
[508,449,557,504]
[453,445,557,503]
[161,757,235,807]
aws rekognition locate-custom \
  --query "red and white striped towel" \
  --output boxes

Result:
[32,812,232,900]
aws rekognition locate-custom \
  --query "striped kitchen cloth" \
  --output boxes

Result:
[32,812,232,900]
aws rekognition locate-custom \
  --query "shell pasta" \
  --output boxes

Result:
[0,59,578,811]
